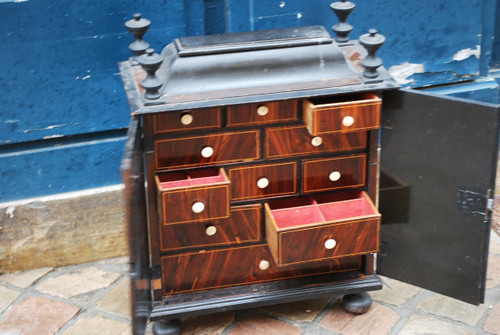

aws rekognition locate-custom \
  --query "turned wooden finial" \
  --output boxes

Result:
[330,0,355,43]
[125,13,151,63]
[359,29,386,79]
[137,48,164,100]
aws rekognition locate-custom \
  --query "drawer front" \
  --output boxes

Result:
[159,205,262,251]
[161,245,361,294]
[278,218,379,265]
[153,108,221,134]
[266,126,367,158]
[155,130,260,169]
[159,184,230,225]
[227,100,297,126]
[303,93,381,135]
[303,155,366,193]
[228,162,297,200]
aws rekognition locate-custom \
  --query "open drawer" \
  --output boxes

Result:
[265,191,380,266]
[303,93,381,136]
[156,168,230,225]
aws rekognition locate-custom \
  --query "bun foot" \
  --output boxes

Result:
[152,319,182,335]
[341,292,372,314]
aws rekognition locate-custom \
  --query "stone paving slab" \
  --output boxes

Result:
[0,231,498,335]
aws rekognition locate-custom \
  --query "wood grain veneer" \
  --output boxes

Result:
[161,244,361,294]
[159,204,262,251]
[226,100,297,126]
[152,107,222,134]
[155,130,260,169]
[265,126,367,158]
[303,154,366,193]
[228,162,297,200]
[303,93,381,136]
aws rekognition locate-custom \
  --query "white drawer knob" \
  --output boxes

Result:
[180,113,194,125]
[205,225,217,236]
[259,260,270,271]
[311,136,323,147]
[324,239,337,250]
[192,201,205,214]
[257,177,270,189]
[201,146,214,158]
[257,105,269,116]
[329,171,341,182]
[342,116,355,127]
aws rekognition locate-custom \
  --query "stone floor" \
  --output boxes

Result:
[1,231,499,335]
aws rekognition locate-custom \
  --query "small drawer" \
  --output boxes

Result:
[155,130,260,169]
[227,100,297,126]
[156,168,230,225]
[159,204,261,251]
[303,93,381,136]
[303,155,366,193]
[228,162,297,201]
[265,191,380,266]
[266,126,367,159]
[153,108,222,134]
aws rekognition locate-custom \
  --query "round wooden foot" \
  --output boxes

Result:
[341,292,372,314]
[152,319,182,335]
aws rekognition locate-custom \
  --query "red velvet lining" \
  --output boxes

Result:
[158,169,226,190]
[271,192,376,229]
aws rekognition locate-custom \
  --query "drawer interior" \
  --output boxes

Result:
[157,168,227,190]
[268,191,378,229]
[307,92,379,107]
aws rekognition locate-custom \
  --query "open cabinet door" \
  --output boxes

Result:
[378,89,500,305]
[121,116,151,335]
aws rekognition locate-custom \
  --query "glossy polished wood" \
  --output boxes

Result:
[161,244,361,294]
[303,93,381,136]
[155,130,260,169]
[159,205,262,251]
[227,100,297,126]
[157,170,230,225]
[228,162,297,200]
[303,155,366,193]
[152,108,221,134]
[265,192,380,266]
[266,126,367,158]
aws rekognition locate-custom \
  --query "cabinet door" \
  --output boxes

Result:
[121,116,150,335]
[378,89,500,305]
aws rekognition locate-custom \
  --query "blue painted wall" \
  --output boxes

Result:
[1,0,498,202]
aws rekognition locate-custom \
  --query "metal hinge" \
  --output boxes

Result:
[457,188,493,216]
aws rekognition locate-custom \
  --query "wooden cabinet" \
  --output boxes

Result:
[120,23,499,335]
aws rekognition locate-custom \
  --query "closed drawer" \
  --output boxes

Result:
[153,108,221,134]
[266,126,367,158]
[265,191,380,266]
[303,93,381,136]
[227,100,297,126]
[228,162,297,201]
[155,130,260,169]
[303,155,366,193]
[159,204,261,252]
[156,168,230,225]
[161,245,362,294]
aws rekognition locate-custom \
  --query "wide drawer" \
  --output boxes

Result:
[156,168,230,225]
[228,162,297,201]
[226,100,297,126]
[152,107,221,134]
[161,245,362,294]
[155,130,260,169]
[303,155,366,193]
[266,125,367,158]
[159,204,261,252]
[265,191,380,266]
[303,93,381,136]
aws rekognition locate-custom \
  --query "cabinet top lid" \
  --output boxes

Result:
[175,26,332,57]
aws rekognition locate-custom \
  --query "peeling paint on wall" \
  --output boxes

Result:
[452,46,481,62]
[389,62,425,85]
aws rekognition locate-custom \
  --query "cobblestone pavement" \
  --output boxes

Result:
[1,231,499,335]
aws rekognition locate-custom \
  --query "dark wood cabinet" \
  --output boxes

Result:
[120,21,499,335]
